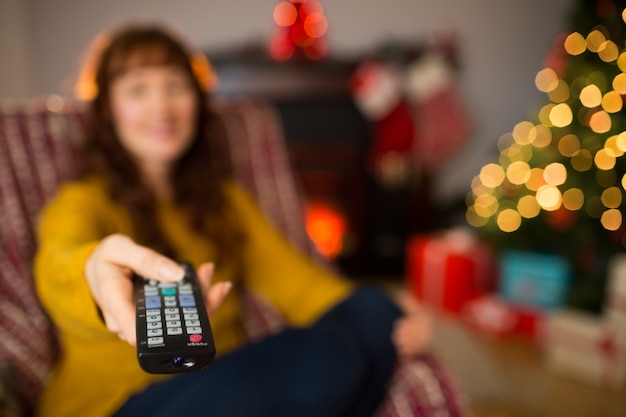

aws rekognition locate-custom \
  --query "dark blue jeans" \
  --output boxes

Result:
[115,286,402,417]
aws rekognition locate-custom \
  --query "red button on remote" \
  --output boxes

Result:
[189,334,203,343]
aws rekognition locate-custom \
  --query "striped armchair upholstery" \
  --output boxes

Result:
[0,96,468,417]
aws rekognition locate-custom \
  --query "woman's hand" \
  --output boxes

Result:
[84,233,231,346]
[392,310,432,359]
[389,289,432,359]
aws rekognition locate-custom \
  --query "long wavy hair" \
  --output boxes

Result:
[77,24,243,262]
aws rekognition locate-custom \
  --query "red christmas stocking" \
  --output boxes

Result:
[350,59,416,188]
[404,53,471,170]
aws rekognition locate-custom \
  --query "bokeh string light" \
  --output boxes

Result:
[467,7,626,248]
[269,0,329,61]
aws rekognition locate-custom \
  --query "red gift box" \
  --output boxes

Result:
[406,228,495,315]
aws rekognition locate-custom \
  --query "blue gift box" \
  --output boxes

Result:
[499,250,571,310]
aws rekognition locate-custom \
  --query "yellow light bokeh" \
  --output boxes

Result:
[613,73,626,94]
[602,91,623,113]
[619,52,626,72]
[571,149,593,171]
[506,161,531,185]
[474,194,499,218]
[479,163,506,188]
[601,187,623,208]
[536,184,563,211]
[525,168,546,191]
[586,30,607,53]
[580,84,603,107]
[589,110,612,133]
[547,79,571,103]
[529,125,552,148]
[535,68,559,92]
[549,103,573,127]
[518,195,541,218]
[558,134,581,157]
[595,148,616,170]
[466,206,489,227]
[601,209,622,231]
[497,209,522,232]
[563,188,584,211]
[564,32,586,56]
[617,132,626,152]
[604,135,624,157]
[512,121,534,145]
[598,40,619,62]
[543,162,567,185]
[539,104,555,126]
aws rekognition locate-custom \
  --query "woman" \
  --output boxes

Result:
[34,23,430,417]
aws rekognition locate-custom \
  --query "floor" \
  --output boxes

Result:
[430,314,626,417]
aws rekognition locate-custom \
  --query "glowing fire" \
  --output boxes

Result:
[305,200,347,259]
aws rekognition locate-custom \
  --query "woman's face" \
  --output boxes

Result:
[109,64,198,170]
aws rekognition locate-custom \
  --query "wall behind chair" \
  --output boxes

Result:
[1,0,574,203]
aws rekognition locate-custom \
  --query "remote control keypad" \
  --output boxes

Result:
[141,280,205,346]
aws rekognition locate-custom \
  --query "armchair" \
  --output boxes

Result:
[0,96,468,417]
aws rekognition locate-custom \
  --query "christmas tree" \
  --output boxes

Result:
[466,0,626,312]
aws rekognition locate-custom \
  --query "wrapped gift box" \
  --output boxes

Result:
[406,228,495,315]
[499,250,571,310]
[461,294,546,342]
[544,309,626,390]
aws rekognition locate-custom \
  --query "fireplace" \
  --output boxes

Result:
[211,54,428,276]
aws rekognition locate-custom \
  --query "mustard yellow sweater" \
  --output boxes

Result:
[34,178,353,417]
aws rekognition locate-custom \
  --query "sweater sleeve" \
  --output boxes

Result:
[34,182,120,341]
[225,183,354,327]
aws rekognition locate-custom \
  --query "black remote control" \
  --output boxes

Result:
[133,262,216,374]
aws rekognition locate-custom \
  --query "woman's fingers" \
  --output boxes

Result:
[196,262,231,316]
[96,234,185,282]
[206,282,232,316]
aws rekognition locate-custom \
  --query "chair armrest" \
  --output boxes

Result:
[375,354,470,417]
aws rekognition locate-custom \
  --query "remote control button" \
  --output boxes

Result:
[187,327,202,334]
[165,314,181,321]
[147,337,164,345]
[182,307,197,314]
[164,308,178,314]
[144,287,159,296]
[145,296,162,309]
[158,282,177,289]
[165,300,177,307]
[166,320,182,328]
[146,309,161,315]
[147,329,163,337]
[146,315,161,322]
[179,295,195,307]
[184,313,199,320]
[161,288,177,296]
[147,322,163,329]
[185,320,201,327]
[189,334,203,343]
[167,327,183,335]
